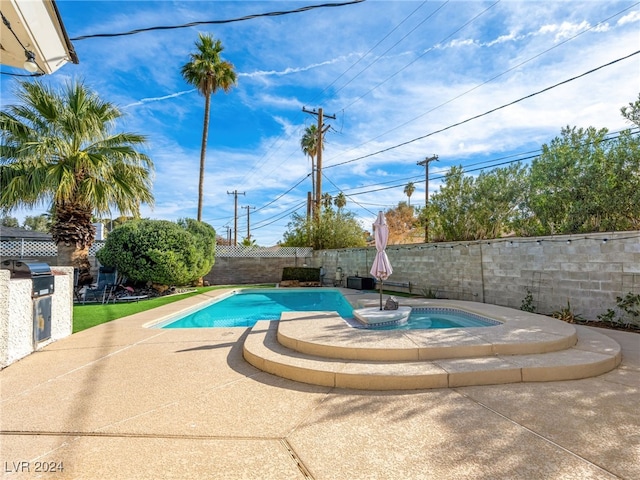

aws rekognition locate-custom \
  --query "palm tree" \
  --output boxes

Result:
[334,192,347,210]
[300,124,319,209]
[181,33,237,221]
[0,80,154,282]
[322,193,333,209]
[404,182,416,206]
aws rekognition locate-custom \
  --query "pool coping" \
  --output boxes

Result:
[276,299,580,361]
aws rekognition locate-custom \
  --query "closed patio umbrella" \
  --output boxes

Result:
[370,211,393,310]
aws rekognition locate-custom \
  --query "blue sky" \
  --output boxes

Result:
[2,0,639,245]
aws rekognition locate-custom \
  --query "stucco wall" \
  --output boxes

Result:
[311,231,640,320]
[0,266,73,369]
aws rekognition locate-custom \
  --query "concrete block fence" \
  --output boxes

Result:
[310,231,640,320]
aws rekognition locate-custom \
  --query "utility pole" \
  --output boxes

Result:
[243,205,255,242]
[227,190,245,246]
[224,225,232,245]
[302,106,335,219]
[417,154,439,243]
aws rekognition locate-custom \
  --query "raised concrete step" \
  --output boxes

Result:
[276,310,579,361]
[243,320,621,391]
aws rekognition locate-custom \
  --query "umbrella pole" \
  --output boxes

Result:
[379,280,383,310]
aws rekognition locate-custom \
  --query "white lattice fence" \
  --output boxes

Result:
[1,240,309,259]
[1,240,106,257]
[1,240,57,257]
[216,246,312,258]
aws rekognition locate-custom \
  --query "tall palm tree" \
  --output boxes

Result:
[0,80,154,282]
[322,193,333,209]
[404,182,416,206]
[181,33,237,221]
[334,192,347,210]
[300,124,319,206]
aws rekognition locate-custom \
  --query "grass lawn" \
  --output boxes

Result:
[72,284,275,333]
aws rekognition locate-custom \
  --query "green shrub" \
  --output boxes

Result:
[282,267,321,282]
[520,288,535,313]
[598,293,640,328]
[96,219,216,285]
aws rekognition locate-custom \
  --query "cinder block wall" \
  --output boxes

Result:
[311,231,640,320]
[205,255,313,285]
[0,267,73,369]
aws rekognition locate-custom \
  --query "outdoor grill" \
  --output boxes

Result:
[1,260,55,346]
[1,260,55,297]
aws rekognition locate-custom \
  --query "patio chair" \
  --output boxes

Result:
[83,266,117,304]
[73,268,83,302]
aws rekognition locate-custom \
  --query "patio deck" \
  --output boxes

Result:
[1,288,638,479]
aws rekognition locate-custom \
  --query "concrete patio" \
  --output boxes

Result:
[1,288,638,479]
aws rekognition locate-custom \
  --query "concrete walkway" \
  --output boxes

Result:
[1,290,638,479]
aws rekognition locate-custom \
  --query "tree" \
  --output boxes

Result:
[322,193,333,209]
[1,216,19,227]
[23,214,50,232]
[334,192,347,210]
[403,182,415,206]
[241,236,257,247]
[181,33,237,221]
[521,124,640,235]
[429,166,476,241]
[301,124,319,206]
[621,93,640,127]
[96,219,216,286]
[472,163,528,239]
[281,207,366,249]
[1,80,154,282]
[385,202,419,244]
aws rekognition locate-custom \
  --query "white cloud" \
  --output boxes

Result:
[618,10,640,25]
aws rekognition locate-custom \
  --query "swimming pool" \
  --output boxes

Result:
[157,289,500,330]
[159,288,354,328]
[359,307,501,330]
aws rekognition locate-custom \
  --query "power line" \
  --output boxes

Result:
[224,125,637,235]
[248,125,638,232]
[339,0,499,112]
[321,128,638,199]
[324,1,449,103]
[325,50,640,170]
[70,0,366,41]
[237,1,436,191]
[325,2,639,164]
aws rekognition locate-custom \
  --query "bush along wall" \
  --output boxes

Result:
[96,219,216,286]
[281,267,321,285]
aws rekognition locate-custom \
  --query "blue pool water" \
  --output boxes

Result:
[159,289,500,330]
[365,307,501,330]
[161,289,354,328]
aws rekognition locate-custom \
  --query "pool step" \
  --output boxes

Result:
[243,320,621,390]
[276,311,579,361]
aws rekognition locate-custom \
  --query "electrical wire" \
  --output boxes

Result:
[339,0,500,112]
[70,0,366,41]
[325,2,640,164]
[237,125,638,232]
[320,127,638,200]
[307,0,433,105]
[322,1,450,102]
[325,50,640,170]
[236,1,435,190]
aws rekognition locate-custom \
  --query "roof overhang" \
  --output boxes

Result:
[0,0,78,75]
